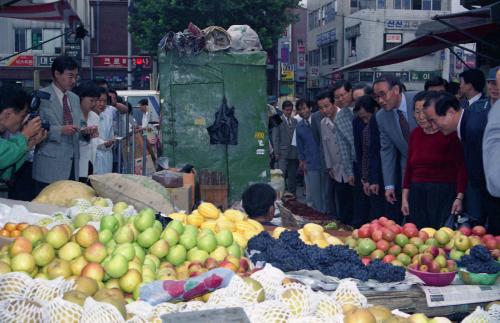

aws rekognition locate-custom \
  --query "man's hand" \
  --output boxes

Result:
[274,153,281,160]
[104,139,115,148]
[369,184,379,195]
[328,168,335,179]
[347,176,355,187]
[362,182,371,196]
[401,198,410,216]
[28,130,48,149]
[385,189,397,204]
[21,117,42,139]
[299,160,307,174]
[81,125,98,138]
[61,125,79,136]
[451,198,462,215]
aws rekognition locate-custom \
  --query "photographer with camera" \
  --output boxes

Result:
[0,85,46,184]
[32,55,92,194]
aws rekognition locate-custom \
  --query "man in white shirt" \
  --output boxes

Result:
[459,69,486,109]
[139,99,151,129]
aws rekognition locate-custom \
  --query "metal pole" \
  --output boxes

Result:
[142,129,147,175]
[117,115,122,173]
[127,0,132,90]
[124,112,130,173]
[130,126,136,174]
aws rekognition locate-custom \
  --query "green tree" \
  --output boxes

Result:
[129,0,300,54]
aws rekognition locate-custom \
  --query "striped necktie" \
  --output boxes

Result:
[397,109,409,142]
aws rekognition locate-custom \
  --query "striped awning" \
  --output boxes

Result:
[0,0,81,27]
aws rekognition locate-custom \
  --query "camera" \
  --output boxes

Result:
[29,90,51,131]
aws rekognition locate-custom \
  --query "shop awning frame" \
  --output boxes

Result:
[334,2,500,73]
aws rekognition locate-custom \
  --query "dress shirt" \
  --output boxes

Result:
[52,83,71,112]
[457,109,465,141]
[468,93,482,107]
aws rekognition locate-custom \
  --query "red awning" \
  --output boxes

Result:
[0,0,81,27]
[334,3,500,72]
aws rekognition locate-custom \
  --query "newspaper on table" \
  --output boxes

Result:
[421,284,500,307]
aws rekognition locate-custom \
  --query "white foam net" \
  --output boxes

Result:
[276,282,314,318]
[0,272,33,302]
[125,300,153,321]
[288,315,327,323]
[42,297,83,323]
[313,292,342,321]
[0,299,44,323]
[80,296,126,323]
[332,279,368,307]
[250,263,286,299]
[149,302,178,318]
[25,277,74,305]
[486,304,500,322]
[248,300,291,323]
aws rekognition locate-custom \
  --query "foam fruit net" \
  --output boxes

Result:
[0,265,363,323]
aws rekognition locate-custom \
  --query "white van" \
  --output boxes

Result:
[116,90,161,123]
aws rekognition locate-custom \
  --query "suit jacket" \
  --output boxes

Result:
[375,91,418,188]
[272,115,298,160]
[461,99,490,189]
[296,119,322,171]
[483,101,500,197]
[33,84,83,183]
[368,115,385,186]
[352,117,365,180]
[311,110,326,170]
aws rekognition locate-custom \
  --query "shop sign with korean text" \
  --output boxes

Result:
[93,56,152,69]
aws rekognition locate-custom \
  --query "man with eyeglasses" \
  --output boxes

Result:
[372,75,417,223]
[33,55,87,194]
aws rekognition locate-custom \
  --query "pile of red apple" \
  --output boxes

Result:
[345,217,500,269]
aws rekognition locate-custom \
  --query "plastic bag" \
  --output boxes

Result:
[203,26,231,52]
[207,97,238,145]
[227,25,263,51]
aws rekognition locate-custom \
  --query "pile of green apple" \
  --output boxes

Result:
[0,205,251,303]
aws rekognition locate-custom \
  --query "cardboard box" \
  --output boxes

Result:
[166,185,193,212]
[168,168,196,198]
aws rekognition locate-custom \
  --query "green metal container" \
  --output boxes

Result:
[158,51,270,203]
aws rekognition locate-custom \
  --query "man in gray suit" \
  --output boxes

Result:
[373,75,417,222]
[272,100,298,195]
[33,55,86,193]
[483,67,500,198]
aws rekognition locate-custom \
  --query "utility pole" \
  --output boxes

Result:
[127,0,132,90]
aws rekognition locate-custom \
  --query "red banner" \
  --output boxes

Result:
[0,55,34,67]
[93,55,152,69]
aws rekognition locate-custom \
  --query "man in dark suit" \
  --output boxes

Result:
[372,75,417,223]
[272,100,298,195]
[424,92,500,235]
[459,69,486,109]
[32,56,87,194]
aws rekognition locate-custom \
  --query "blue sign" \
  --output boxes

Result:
[316,29,336,47]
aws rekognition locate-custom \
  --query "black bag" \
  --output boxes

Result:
[443,212,477,230]
[207,97,238,145]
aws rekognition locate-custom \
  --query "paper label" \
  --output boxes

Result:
[421,284,500,307]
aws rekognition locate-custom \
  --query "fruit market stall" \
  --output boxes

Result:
[0,180,499,322]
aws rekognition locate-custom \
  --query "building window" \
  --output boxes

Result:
[308,49,320,66]
[14,29,27,52]
[349,38,357,57]
[351,0,383,10]
[378,0,386,8]
[395,0,441,10]
[320,43,337,65]
[42,29,62,54]
[324,1,336,24]
[308,9,322,30]
[31,28,43,50]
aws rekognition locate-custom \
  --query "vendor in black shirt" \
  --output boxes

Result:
[242,183,277,226]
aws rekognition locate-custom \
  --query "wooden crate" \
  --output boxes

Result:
[200,184,228,210]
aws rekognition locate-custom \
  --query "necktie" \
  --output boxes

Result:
[397,109,409,142]
[62,93,73,125]
[305,119,310,127]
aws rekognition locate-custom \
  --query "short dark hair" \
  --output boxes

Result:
[242,183,276,219]
[282,100,293,109]
[373,74,404,93]
[138,98,148,106]
[0,85,28,113]
[459,68,485,93]
[352,83,373,96]
[331,80,352,94]
[295,98,308,109]
[354,95,379,114]
[413,90,430,108]
[97,86,108,97]
[424,76,448,91]
[315,90,333,103]
[108,89,117,96]
[51,55,78,77]
[73,81,101,99]
[424,91,460,116]
[95,79,108,87]
[446,81,460,96]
